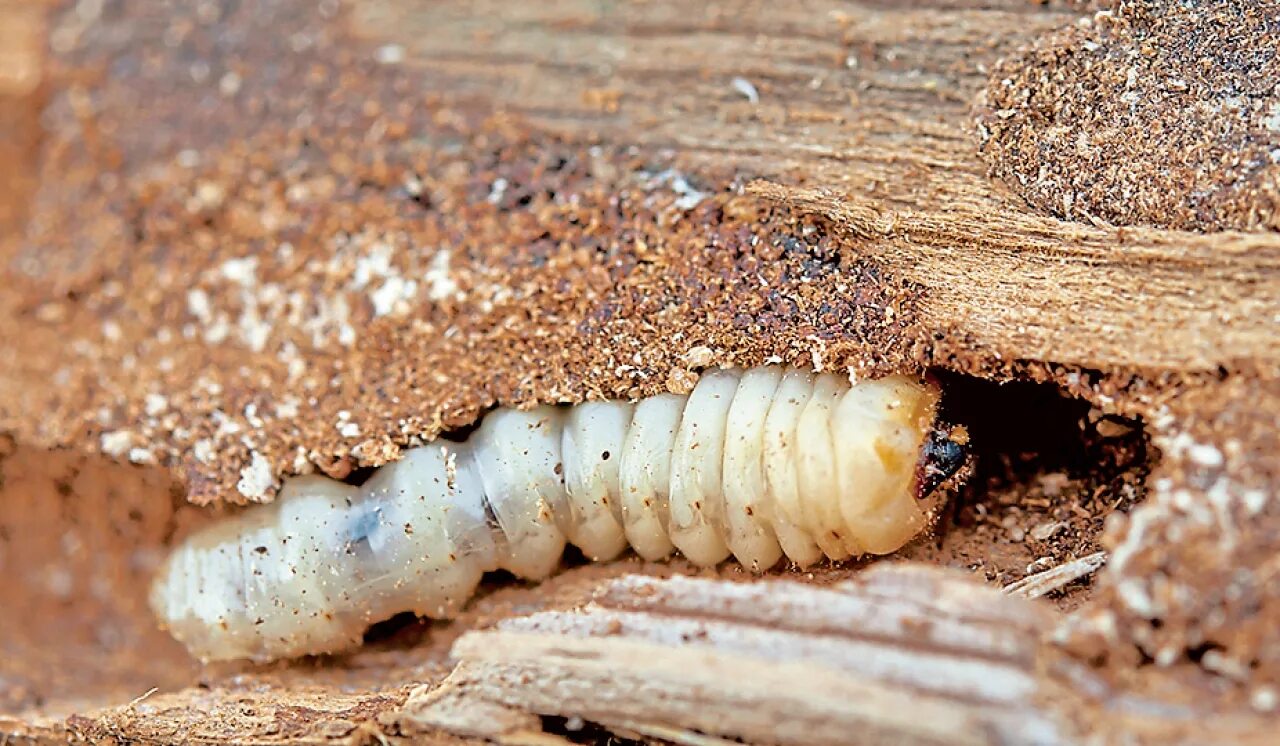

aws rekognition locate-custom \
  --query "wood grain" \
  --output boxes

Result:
[0,0,45,243]
[351,0,1280,374]
[403,567,1275,745]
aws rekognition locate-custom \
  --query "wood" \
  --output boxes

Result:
[403,568,1274,745]
[352,0,1280,374]
[2,1,1279,743]
[1004,550,1108,600]
[0,0,44,242]
[405,567,1068,745]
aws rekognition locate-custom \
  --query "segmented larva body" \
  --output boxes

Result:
[152,367,945,662]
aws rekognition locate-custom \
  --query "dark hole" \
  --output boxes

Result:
[343,464,380,486]
[934,371,1093,468]
[361,611,428,647]
[539,715,648,745]
[913,369,1155,603]
[931,369,1152,487]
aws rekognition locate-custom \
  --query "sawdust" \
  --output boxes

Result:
[976,0,1280,232]
[0,0,924,505]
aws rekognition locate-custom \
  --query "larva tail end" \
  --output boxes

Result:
[916,424,969,500]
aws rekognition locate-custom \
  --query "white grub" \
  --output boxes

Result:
[152,366,944,662]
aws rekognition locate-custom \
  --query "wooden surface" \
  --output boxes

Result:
[0,0,44,241]
[404,568,1274,745]
[2,1,1279,743]
[341,6,1280,709]
[353,0,1279,374]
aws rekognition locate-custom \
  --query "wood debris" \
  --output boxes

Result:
[1004,552,1108,599]
[405,565,1075,745]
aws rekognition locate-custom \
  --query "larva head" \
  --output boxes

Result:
[833,376,944,555]
[915,424,969,500]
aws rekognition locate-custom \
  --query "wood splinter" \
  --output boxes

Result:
[406,564,1280,745]
[404,565,1079,746]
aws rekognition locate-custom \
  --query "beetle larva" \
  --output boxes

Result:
[151,366,964,662]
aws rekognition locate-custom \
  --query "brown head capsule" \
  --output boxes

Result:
[916,425,969,500]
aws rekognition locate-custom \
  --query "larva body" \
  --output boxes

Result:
[152,366,947,662]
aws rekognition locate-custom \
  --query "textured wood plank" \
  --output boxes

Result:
[405,566,1075,745]
[403,567,1280,745]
